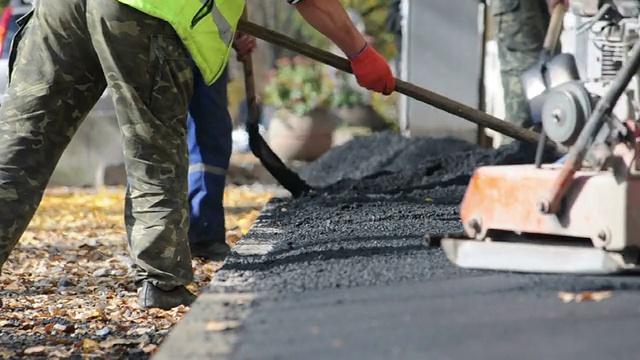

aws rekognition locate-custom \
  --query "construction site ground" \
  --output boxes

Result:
[156,132,640,360]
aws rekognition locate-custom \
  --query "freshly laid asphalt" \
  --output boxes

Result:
[155,134,640,360]
[231,276,640,360]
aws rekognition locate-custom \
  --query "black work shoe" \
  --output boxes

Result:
[137,281,197,310]
[190,241,231,260]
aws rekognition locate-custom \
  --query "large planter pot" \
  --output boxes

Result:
[266,107,338,162]
[333,104,386,131]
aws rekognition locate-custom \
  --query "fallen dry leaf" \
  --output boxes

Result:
[0,349,16,358]
[49,349,74,358]
[141,343,158,354]
[23,345,47,355]
[558,291,613,303]
[82,339,101,353]
[100,336,139,349]
[45,337,75,345]
[205,320,242,332]
[53,323,75,334]
[4,281,22,291]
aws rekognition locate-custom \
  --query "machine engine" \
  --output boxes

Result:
[528,0,640,150]
[568,0,640,124]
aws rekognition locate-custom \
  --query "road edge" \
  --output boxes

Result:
[153,198,286,360]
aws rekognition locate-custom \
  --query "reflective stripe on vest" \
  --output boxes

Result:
[200,0,234,48]
[116,0,245,85]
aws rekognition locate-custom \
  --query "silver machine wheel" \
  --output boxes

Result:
[541,82,593,147]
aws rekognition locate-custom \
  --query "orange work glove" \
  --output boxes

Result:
[348,43,396,95]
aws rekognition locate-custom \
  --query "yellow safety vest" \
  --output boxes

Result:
[117,0,246,85]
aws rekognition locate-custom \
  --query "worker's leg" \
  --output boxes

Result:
[86,1,195,304]
[0,1,105,270]
[187,64,233,259]
[493,0,550,143]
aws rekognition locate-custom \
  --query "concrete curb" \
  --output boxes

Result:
[153,200,285,360]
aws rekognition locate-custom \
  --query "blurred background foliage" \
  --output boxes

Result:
[227,0,400,129]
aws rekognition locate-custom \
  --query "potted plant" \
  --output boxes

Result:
[262,56,338,162]
[330,71,386,131]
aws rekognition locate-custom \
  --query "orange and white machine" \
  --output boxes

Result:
[441,37,640,274]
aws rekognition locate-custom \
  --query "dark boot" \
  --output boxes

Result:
[137,281,197,310]
[190,241,231,261]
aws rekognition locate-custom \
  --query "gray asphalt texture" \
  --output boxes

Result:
[168,133,640,360]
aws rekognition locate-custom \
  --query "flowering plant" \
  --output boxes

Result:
[262,56,334,116]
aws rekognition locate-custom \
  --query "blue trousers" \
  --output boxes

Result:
[187,63,232,245]
[555,154,568,164]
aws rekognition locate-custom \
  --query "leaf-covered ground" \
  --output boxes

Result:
[0,185,275,359]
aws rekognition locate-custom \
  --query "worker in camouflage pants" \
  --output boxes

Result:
[493,0,568,144]
[0,0,195,309]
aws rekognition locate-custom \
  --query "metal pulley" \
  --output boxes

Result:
[540,81,593,147]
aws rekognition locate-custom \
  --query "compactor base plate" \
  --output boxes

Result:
[441,237,640,274]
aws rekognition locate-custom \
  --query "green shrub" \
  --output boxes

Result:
[262,56,334,116]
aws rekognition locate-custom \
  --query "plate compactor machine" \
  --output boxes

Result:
[442,0,640,274]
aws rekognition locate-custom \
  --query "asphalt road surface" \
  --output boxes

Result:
[156,134,640,360]
[231,276,640,360]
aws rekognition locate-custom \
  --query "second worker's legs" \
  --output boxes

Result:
[493,0,550,144]
[187,64,233,260]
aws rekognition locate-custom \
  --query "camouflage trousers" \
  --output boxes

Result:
[492,0,557,143]
[0,0,195,289]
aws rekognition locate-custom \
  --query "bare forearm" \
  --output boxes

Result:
[293,0,367,56]
[290,0,395,95]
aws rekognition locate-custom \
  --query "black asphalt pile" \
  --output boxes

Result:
[300,131,556,194]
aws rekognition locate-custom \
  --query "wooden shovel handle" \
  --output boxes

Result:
[544,4,567,52]
[240,8,261,127]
